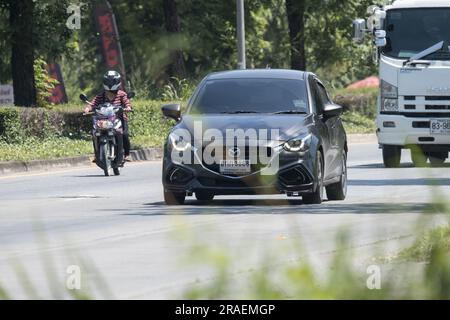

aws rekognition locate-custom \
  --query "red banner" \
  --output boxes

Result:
[47,62,68,104]
[94,1,127,84]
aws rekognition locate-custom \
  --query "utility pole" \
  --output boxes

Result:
[236,0,246,69]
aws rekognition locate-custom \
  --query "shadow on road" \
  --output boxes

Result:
[349,178,450,186]
[119,201,438,216]
[350,163,450,169]
[70,175,109,178]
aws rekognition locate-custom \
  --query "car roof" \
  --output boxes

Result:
[206,69,308,81]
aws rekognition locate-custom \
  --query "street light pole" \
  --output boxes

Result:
[236,0,246,69]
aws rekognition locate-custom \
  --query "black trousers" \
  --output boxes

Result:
[122,120,130,156]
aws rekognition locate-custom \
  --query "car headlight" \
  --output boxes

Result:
[381,98,399,112]
[169,132,192,152]
[283,134,312,152]
[381,80,398,99]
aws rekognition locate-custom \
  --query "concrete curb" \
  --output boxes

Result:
[0,148,163,176]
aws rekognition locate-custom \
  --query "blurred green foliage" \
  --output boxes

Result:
[181,225,450,299]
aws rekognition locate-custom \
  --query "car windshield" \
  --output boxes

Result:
[383,8,450,59]
[188,78,308,114]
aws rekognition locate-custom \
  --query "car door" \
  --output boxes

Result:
[315,79,344,179]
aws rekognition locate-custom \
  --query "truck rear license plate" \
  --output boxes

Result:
[220,159,251,174]
[430,119,450,135]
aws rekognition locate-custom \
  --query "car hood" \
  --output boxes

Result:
[176,114,314,143]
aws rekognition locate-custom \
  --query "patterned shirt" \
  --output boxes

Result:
[87,90,132,121]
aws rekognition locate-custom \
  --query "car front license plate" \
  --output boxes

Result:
[219,159,251,174]
[430,119,450,135]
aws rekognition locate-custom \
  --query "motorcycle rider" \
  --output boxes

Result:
[84,70,132,161]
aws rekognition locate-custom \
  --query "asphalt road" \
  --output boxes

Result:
[0,142,449,299]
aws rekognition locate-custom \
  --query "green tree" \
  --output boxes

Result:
[0,0,73,106]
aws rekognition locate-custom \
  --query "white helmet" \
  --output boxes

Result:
[103,70,121,91]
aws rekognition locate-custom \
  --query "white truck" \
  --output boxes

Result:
[353,0,450,167]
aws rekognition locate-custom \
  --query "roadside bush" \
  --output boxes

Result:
[332,87,378,118]
[0,99,173,160]
[128,100,173,147]
[0,108,23,143]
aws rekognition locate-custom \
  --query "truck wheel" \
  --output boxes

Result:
[411,149,427,167]
[382,145,401,168]
[164,190,186,205]
[428,152,447,167]
[326,151,347,201]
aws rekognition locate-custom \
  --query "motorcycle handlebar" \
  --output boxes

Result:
[82,107,132,116]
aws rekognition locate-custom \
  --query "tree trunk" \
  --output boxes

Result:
[285,0,307,70]
[9,0,36,107]
[163,0,186,79]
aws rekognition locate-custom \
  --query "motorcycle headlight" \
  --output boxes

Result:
[96,120,114,129]
[169,132,192,152]
[283,134,312,152]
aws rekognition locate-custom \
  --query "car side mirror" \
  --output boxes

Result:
[79,94,88,103]
[162,104,181,122]
[127,91,135,99]
[323,104,343,118]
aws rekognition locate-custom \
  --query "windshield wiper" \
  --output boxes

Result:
[272,110,307,115]
[220,110,260,114]
[404,41,444,66]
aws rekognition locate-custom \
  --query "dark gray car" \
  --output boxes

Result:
[161,69,347,205]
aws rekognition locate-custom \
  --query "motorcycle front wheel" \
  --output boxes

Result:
[100,142,112,176]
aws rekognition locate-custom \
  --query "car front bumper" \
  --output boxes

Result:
[377,114,450,147]
[162,149,316,196]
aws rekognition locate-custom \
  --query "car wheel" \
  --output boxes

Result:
[382,145,401,168]
[428,152,447,167]
[195,191,214,201]
[326,151,347,201]
[164,189,186,205]
[303,152,323,205]
[411,148,427,167]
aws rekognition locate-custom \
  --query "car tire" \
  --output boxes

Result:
[164,190,186,205]
[195,191,214,202]
[326,151,347,201]
[428,152,447,167]
[382,145,401,168]
[411,148,427,167]
[303,152,324,205]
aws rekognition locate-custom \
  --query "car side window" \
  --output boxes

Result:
[316,82,331,108]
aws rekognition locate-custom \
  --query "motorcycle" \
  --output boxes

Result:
[79,92,134,176]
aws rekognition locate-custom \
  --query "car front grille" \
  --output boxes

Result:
[201,146,273,176]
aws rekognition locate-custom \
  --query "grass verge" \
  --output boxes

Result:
[0,137,92,162]
[396,224,450,262]
[342,111,376,134]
